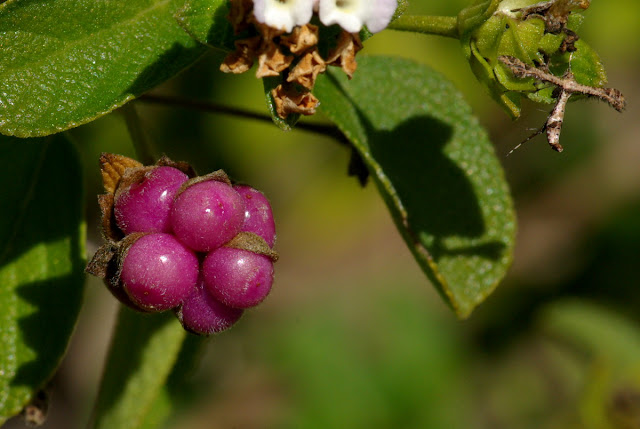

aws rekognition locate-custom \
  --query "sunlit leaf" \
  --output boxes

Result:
[0,0,206,137]
[0,134,85,424]
[175,0,235,51]
[315,56,516,318]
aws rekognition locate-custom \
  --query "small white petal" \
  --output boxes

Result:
[253,0,314,33]
[318,0,367,33]
[364,0,397,33]
[318,0,396,33]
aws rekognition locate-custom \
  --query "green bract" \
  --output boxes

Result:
[460,0,608,118]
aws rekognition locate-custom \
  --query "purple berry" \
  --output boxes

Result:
[234,185,276,247]
[170,180,246,252]
[202,247,274,309]
[176,277,243,335]
[120,233,198,311]
[114,167,189,234]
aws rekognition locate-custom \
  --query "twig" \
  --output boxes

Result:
[137,93,350,147]
[499,56,626,111]
[499,55,626,153]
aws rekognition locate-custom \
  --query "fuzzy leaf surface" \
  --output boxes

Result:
[315,56,516,318]
[0,134,85,424]
[0,0,206,137]
[175,0,235,51]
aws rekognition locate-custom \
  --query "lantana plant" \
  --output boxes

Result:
[0,0,625,427]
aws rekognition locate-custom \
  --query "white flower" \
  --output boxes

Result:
[318,0,397,33]
[253,0,315,33]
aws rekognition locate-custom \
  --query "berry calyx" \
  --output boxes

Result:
[176,277,244,336]
[114,166,189,234]
[234,185,276,247]
[120,233,199,312]
[203,247,274,309]
[171,178,246,252]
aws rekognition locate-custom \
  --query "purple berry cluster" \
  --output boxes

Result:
[86,154,278,336]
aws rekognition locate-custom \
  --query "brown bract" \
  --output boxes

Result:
[255,22,286,41]
[326,31,362,79]
[221,0,365,119]
[281,24,319,54]
[287,49,326,89]
[228,0,254,34]
[99,152,142,195]
[220,36,261,74]
[272,83,319,118]
[256,42,294,78]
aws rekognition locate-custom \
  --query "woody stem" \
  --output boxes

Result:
[387,15,459,39]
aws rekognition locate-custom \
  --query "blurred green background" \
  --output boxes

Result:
[8,1,640,428]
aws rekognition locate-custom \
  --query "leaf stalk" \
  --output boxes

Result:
[387,15,459,39]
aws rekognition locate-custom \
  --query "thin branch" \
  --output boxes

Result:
[499,55,626,153]
[499,56,626,111]
[137,93,350,146]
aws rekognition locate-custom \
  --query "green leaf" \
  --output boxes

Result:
[175,0,235,51]
[0,134,85,424]
[137,335,206,429]
[315,56,516,318]
[457,0,500,50]
[91,308,187,429]
[0,0,207,137]
[568,39,608,88]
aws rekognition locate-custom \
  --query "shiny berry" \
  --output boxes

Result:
[202,247,274,309]
[114,166,189,234]
[176,277,243,335]
[170,180,246,252]
[234,185,276,247]
[120,233,198,311]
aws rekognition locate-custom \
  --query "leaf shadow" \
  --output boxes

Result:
[356,110,505,262]
[206,2,237,51]
[125,42,206,97]
[11,274,84,390]
[0,134,85,397]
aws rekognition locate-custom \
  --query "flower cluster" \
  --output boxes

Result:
[253,0,398,34]
[86,154,278,336]
[221,0,397,119]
